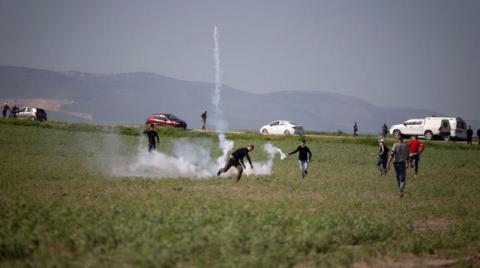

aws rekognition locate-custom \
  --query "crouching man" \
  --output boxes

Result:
[217,145,254,182]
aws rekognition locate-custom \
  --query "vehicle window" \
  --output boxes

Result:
[270,121,279,126]
[154,115,166,120]
[18,108,26,113]
[167,114,179,120]
[26,108,32,112]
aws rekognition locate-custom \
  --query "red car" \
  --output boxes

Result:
[145,113,187,129]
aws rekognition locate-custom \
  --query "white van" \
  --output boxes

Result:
[389,117,451,140]
[443,117,467,140]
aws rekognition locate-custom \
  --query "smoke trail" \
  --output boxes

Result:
[212,25,234,167]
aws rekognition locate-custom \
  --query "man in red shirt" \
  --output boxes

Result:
[408,136,425,178]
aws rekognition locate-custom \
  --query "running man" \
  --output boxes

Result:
[288,139,312,179]
[217,145,254,182]
[377,138,389,175]
[408,136,424,178]
[387,135,409,197]
[143,124,159,152]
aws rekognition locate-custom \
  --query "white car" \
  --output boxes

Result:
[389,117,451,140]
[260,120,304,135]
[14,107,48,121]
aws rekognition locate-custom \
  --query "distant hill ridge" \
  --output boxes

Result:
[0,65,468,133]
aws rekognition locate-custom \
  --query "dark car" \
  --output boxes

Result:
[145,113,187,129]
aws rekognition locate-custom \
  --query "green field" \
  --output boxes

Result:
[1,119,479,267]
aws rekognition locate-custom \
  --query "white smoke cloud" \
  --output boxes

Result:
[111,140,286,179]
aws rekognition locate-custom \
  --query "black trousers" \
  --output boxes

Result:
[220,158,244,181]
[148,142,156,152]
[410,154,420,175]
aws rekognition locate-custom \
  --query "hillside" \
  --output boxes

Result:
[0,65,462,132]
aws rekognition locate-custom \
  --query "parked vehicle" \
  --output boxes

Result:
[259,120,304,135]
[145,113,187,129]
[15,107,47,121]
[443,117,467,140]
[389,117,451,140]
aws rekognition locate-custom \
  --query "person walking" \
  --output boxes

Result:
[288,139,312,179]
[353,122,359,137]
[377,138,389,175]
[477,128,480,145]
[143,124,160,152]
[408,136,424,178]
[201,111,207,130]
[466,126,473,145]
[387,135,409,197]
[2,103,9,118]
[217,145,254,182]
[382,123,388,137]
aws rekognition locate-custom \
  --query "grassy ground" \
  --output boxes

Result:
[1,119,479,267]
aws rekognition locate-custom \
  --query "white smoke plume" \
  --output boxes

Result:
[111,140,285,179]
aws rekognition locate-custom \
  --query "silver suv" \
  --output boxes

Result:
[15,107,48,121]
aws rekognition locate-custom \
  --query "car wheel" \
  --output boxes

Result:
[261,129,268,134]
[284,130,290,135]
[424,131,433,140]
[393,129,401,138]
[29,116,36,121]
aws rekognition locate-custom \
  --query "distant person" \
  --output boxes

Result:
[353,122,359,137]
[387,135,409,197]
[382,123,388,137]
[477,128,480,145]
[466,126,473,145]
[288,139,312,179]
[408,136,424,178]
[377,138,389,176]
[2,103,9,118]
[217,145,254,182]
[143,124,159,152]
[11,105,18,118]
[201,111,207,130]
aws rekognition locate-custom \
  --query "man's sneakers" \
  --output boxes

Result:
[304,170,308,175]
[217,170,221,176]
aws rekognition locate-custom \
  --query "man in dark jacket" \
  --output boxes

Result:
[288,140,312,178]
[143,124,160,152]
[377,138,389,175]
[217,145,255,181]
[477,128,480,145]
[201,111,207,130]
[2,103,9,118]
[466,126,473,145]
[353,122,359,137]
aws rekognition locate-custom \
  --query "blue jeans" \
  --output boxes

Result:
[393,162,406,192]
[299,160,308,178]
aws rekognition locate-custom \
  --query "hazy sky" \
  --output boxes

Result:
[0,0,479,119]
